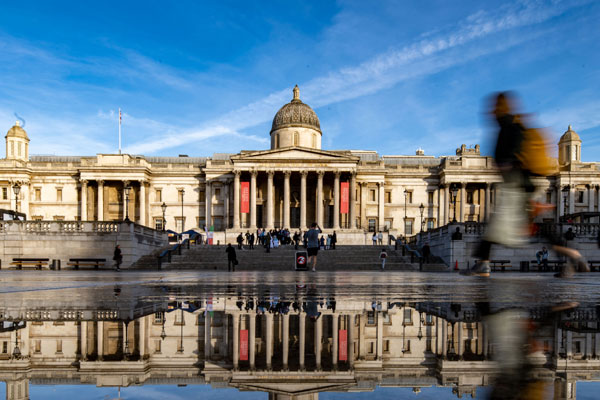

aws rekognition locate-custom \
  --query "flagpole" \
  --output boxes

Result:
[118,108,122,154]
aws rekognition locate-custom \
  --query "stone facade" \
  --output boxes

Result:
[1,88,599,243]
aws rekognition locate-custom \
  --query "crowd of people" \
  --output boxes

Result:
[233,227,338,252]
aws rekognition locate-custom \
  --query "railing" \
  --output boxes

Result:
[157,234,199,269]
[0,220,166,236]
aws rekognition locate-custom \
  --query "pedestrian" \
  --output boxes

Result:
[249,233,255,250]
[377,231,383,245]
[293,231,300,250]
[331,231,337,250]
[421,242,431,264]
[372,232,377,245]
[226,243,237,272]
[564,227,576,243]
[319,235,325,250]
[326,234,331,250]
[536,246,549,271]
[265,232,271,253]
[379,248,387,270]
[236,233,244,250]
[113,244,123,271]
[306,223,322,272]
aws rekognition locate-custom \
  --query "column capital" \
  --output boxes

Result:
[80,179,88,185]
[137,179,147,186]
[250,169,258,177]
[284,170,292,178]
[334,170,341,178]
[586,184,591,189]
[359,181,368,187]
[267,170,275,177]
[377,181,384,188]
[438,183,446,189]
[460,182,466,188]
[122,180,130,187]
[596,184,600,190]
[97,179,104,185]
[300,170,308,177]
[317,170,325,177]
[205,178,212,185]
[233,169,242,177]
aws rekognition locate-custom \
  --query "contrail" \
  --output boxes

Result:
[14,113,26,128]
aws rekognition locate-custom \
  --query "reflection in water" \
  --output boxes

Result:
[1,290,599,400]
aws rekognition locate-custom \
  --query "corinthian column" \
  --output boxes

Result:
[459,183,466,222]
[300,171,307,229]
[378,182,385,231]
[97,180,104,221]
[80,180,88,221]
[250,171,257,229]
[350,172,357,229]
[267,170,274,229]
[317,171,324,227]
[205,179,212,229]
[283,171,291,229]
[233,171,241,229]
[333,171,341,229]
[139,180,146,225]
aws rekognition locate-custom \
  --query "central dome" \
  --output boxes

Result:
[270,85,322,150]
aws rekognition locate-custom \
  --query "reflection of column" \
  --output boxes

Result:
[378,182,385,231]
[594,332,600,358]
[233,313,240,369]
[139,317,146,358]
[81,180,88,221]
[139,181,146,225]
[97,180,104,221]
[249,314,256,369]
[204,312,212,359]
[267,171,274,229]
[333,172,340,229]
[300,171,307,229]
[585,333,592,359]
[315,314,322,370]
[457,322,463,357]
[347,315,355,368]
[316,171,324,227]
[482,321,489,358]
[233,171,241,229]
[376,311,383,360]
[332,315,338,368]
[283,171,291,229]
[97,321,104,360]
[80,321,88,359]
[566,330,573,358]
[282,313,289,369]
[250,171,257,229]
[350,172,357,229]
[441,320,447,357]
[205,180,212,228]
[460,183,466,222]
[266,313,273,369]
[299,313,306,370]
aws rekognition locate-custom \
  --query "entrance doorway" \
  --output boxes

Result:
[291,207,300,228]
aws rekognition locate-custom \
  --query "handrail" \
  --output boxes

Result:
[156,236,196,269]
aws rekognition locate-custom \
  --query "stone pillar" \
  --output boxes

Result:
[558,185,564,221]
[282,313,289,369]
[376,311,383,360]
[300,171,307,229]
[266,313,273,369]
[97,321,104,360]
[441,320,447,357]
[267,170,274,229]
[283,171,291,229]
[457,322,463,357]
[585,333,592,359]
[483,321,489,358]
[204,311,211,359]
[233,171,241,229]
[459,183,466,222]
[333,172,341,229]
[347,315,355,368]
[250,171,257,229]
[332,315,338,368]
[566,330,573,358]
[299,313,306,370]
[205,180,212,229]
[97,180,104,221]
[378,182,385,231]
[588,185,595,212]
[223,179,230,229]
[81,180,88,221]
[139,180,146,225]
[122,181,130,220]
[233,313,239,369]
[485,183,491,221]
[316,171,324,227]
[437,184,443,228]
[360,183,367,230]
[314,314,323,370]
[569,185,575,215]
[139,317,146,358]
[249,314,256,369]
[80,321,88,359]
[350,172,357,229]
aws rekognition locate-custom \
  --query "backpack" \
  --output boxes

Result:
[517,126,556,176]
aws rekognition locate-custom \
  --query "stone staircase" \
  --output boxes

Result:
[131,244,434,271]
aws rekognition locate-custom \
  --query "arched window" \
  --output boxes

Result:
[294,131,299,146]
[275,133,279,148]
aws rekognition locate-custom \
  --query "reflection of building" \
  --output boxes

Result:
[2,89,598,240]
[1,299,599,399]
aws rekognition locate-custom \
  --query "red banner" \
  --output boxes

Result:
[241,182,250,214]
[340,182,349,214]
[339,329,347,361]
[240,329,248,361]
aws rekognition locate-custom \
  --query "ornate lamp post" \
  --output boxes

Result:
[161,202,167,232]
[180,189,185,233]
[451,186,459,223]
[123,186,131,221]
[123,319,131,358]
[419,203,425,232]
[12,329,21,359]
[12,183,21,214]
[160,313,167,341]
[417,311,424,341]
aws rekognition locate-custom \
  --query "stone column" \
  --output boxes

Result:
[441,320,447,357]
[360,183,367,230]
[233,313,239,369]
[350,172,357,229]
[437,184,443,228]
[332,315,338,368]
[139,180,146,226]
[205,179,212,229]
[347,315,355,368]
[585,333,592,359]
[444,184,450,224]
[233,171,241,229]
[266,313,273,369]
[300,171,307,229]
[250,171,257,229]
[558,185,564,221]
[299,313,306,370]
[484,183,491,221]
[459,183,466,222]
[282,313,289,369]
[266,170,274,229]
[588,185,595,212]
[249,314,256,369]
[378,182,385,231]
[139,317,146,358]
[316,171,324,227]
[457,322,463,357]
[122,181,130,220]
[315,314,323,370]
[483,321,489,358]
[569,185,575,215]
[97,321,104,360]
[223,179,230,229]
[376,311,383,360]
[283,171,291,229]
[81,180,88,221]
[333,172,341,229]
[80,321,88,359]
[566,330,573,358]
[204,311,211,359]
[97,180,104,221]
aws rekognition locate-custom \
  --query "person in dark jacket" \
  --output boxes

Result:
[113,245,123,271]
[226,244,237,272]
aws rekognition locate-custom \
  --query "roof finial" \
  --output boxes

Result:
[568,124,572,131]
[15,120,20,127]
[293,85,300,101]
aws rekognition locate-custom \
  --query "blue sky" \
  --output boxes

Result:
[0,0,599,160]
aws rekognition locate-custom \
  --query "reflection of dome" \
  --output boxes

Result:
[5,121,29,139]
[271,85,321,134]
[558,125,580,143]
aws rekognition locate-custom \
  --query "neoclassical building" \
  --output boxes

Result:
[1,86,599,241]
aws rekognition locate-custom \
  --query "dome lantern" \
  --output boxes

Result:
[5,121,30,162]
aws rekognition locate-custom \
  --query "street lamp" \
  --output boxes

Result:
[123,319,131,358]
[419,203,425,232]
[160,314,167,341]
[123,186,131,222]
[12,329,21,359]
[180,189,185,233]
[417,311,424,341]
[12,183,21,214]
[451,185,459,223]
[161,202,167,232]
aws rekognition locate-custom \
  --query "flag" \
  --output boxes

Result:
[340,182,349,214]
[119,108,122,124]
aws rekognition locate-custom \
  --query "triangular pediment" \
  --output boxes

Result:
[232,147,359,162]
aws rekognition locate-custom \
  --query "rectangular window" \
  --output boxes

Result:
[466,190,474,204]
[215,188,221,199]
[427,219,435,230]
[154,218,164,231]
[2,341,7,353]
[383,339,390,353]
[154,340,161,353]
[382,312,391,324]
[35,188,41,201]
[56,340,62,353]
[403,309,413,325]
[368,342,375,354]
[428,191,434,204]
[154,312,164,325]
[407,191,413,203]
[178,190,185,202]
[56,188,62,202]
[577,190,584,203]
[405,219,413,235]
[35,340,41,353]
[199,190,205,201]
[425,314,434,325]
[175,311,185,325]
[426,339,432,352]
[405,340,411,353]
[367,311,376,325]
[155,189,162,202]
[2,188,7,200]
[385,191,392,203]
[369,189,376,202]
[384,218,392,231]
[368,218,377,232]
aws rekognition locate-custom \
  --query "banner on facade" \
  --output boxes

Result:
[241,182,250,214]
[339,329,347,361]
[240,329,249,361]
[340,182,349,214]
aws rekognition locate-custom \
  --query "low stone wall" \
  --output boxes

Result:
[0,221,167,269]
[412,222,600,270]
